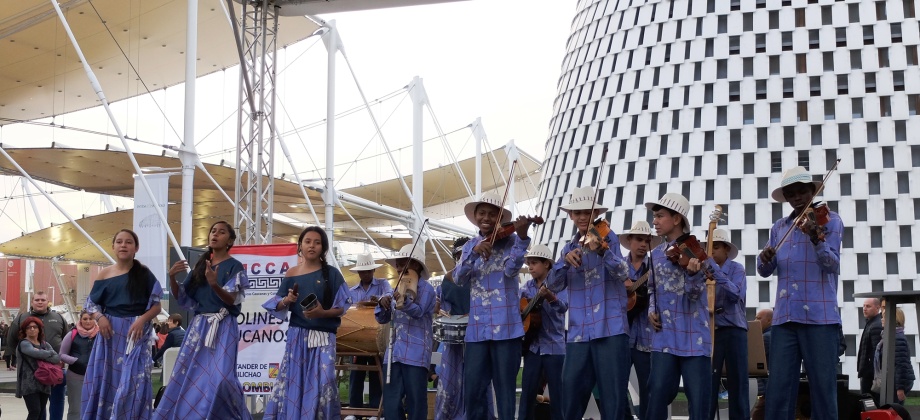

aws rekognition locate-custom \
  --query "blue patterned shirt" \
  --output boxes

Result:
[547,231,630,343]
[627,255,654,352]
[453,233,529,342]
[715,260,746,329]
[647,241,729,357]
[521,279,568,355]
[375,278,436,368]
[349,278,393,304]
[757,209,843,326]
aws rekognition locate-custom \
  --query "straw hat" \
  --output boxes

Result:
[464,192,513,226]
[348,253,383,272]
[385,244,429,278]
[560,186,608,214]
[644,193,691,233]
[524,244,555,261]
[706,228,739,260]
[771,166,823,202]
[618,220,664,249]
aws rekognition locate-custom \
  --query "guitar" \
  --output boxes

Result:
[625,270,651,323]
[520,292,545,346]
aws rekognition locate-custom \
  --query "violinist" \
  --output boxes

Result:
[546,185,631,420]
[518,244,568,420]
[705,229,747,420]
[375,244,436,420]
[346,253,391,414]
[619,220,662,420]
[453,192,533,420]
[758,166,843,420]
[644,193,729,420]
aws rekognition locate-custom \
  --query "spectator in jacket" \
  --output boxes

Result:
[873,306,915,405]
[858,298,883,394]
[153,314,185,364]
[16,316,61,420]
[7,292,67,420]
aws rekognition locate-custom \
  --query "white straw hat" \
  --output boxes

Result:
[385,244,429,278]
[524,244,554,261]
[771,166,823,202]
[618,220,664,249]
[560,186,608,213]
[348,253,383,272]
[644,193,691,233]
[463,192,513,226]
[706,228,739,260]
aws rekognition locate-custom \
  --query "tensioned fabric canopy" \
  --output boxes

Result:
[0,145,541,280]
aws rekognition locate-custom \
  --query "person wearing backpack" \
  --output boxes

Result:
[6,291,68,419]
[16,316,61,420]
[58,311,98,420]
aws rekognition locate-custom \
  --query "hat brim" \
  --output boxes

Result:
[348,263,383,272]
[618,233,665,249]
[384,256,429,279]
[464,201,513,226]
[771,181,823,202]
[560,203,609,214]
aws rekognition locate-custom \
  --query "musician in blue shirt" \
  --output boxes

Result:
[346,253,391,412]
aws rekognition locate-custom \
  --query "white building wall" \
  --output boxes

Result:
[535,0,920,391]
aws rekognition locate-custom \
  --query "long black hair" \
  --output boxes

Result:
[298,226,333,309]
[114,229,152,303]
[186,221,237,294]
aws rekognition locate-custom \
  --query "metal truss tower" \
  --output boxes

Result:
[231,0,278,245]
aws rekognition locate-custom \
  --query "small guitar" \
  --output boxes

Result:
[625,270,651,323]
[520,293,545,346]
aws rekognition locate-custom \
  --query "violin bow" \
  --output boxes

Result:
[580,144,609,246]
[489,160,519,244]
[386,218,429,384]
[774,159,841,253]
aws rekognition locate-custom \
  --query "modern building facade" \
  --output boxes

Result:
[534,0,920,390]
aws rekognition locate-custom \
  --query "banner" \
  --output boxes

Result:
[231,243,298,395]
[133,173,170,290]
[5,259,20,309]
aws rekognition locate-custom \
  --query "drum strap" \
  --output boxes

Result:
[308,329,330,348]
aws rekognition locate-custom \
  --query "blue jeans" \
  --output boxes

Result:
[382,362,427,420]
[765,323,840,420]
[349,356,382,409]
[561,335,630,420]
[464,339,521,420]
[710,327,750,420]
[518,350,564,420]
[647,352,712,420]
[49,379,65,420]
[629,348,651,420]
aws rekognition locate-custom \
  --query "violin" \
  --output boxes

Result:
[581,217,612,252]
[797,202,830,243]
[485,216,545,244]
[665,233,708,268]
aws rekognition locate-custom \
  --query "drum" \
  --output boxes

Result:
[433,315,468,344]
[337,303,387,354]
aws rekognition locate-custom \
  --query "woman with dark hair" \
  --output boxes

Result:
[58,310,98,420]
[16,316,61,420]
[262,226,352,418]
[81,229,163,419]
[153,221,252,419]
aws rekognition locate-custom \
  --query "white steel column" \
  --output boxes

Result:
[471,118,486,198]
[322,21,341,246]
[180,0,198,246]
[409,76,427,248]
[22,183,44,229]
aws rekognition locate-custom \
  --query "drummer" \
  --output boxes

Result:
[346,253,392,414]
[376,244,436,420]
[519,244,568,420]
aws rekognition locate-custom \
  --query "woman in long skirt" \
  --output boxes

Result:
[262,226,351,419]
[153,221,252,419]
[81,229,163,419]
